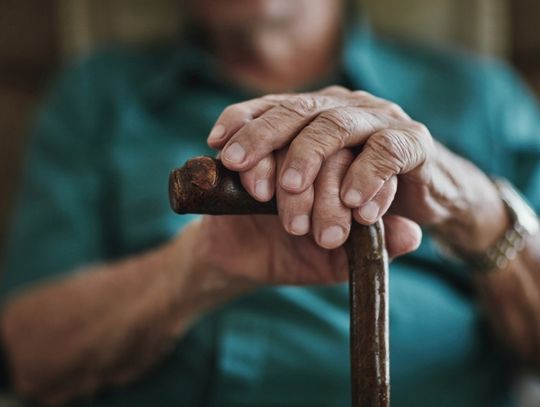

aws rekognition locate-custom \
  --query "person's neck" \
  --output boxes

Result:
[221,50,340,94]
[212,30,342,94]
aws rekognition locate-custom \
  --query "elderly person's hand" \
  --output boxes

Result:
[208,86,508,253]
[186,205,421,291]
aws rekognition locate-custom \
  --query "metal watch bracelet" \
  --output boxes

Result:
[436,178,539,272]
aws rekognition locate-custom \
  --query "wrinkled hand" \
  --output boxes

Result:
[189,213,420,288]
[207,86,435,250]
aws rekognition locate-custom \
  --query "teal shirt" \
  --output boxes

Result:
[2,24,540,406]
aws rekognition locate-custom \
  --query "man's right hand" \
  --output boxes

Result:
[178,144,422,292]
[181,212,422,291]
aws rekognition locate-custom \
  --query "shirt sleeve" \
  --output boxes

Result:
[486,63,540,213]
[0,57,110,301]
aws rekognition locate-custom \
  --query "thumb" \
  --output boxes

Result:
[382,215,422,260]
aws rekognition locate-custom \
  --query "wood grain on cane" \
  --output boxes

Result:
[169,156,390,407]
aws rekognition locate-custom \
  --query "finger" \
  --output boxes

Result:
[321,87,381,106]
[312,149,354,249]
[321,88,411,121]
[275,149,314,236]
[278,107,396,193]
[382,215,422,259]
[239,154,276,202]
[352,176,397,225]
[220,94,345,171]
[341,123,431,208]
[207,98,277,148]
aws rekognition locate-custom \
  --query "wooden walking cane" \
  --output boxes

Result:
[169,156,389,407]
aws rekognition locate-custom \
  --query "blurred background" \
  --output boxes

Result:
[0,0,539,404]
[1,0,540,258]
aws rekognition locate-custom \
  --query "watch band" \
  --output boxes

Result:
[463,222,528,271]
[438,178,539,272]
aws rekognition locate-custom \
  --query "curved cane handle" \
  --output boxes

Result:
[169,156,389,407]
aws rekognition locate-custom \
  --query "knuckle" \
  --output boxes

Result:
[331,148,355,169]
[366,131,408,178]
[299,132,340,162]
[261,94,279,101]
[316,109,354,146]
[321,85,350,95]
[220,105,236,120]
[409,121,429,135]
[352,91,384,108]
[262,93,290,103]
[368,128,428,175]
[257,114,279,132]
[280,94,322,117]
[283,188,314,212]
[314,199,348,222]
[242,116,275,145]
[256,156,275,177]
[321,150,354,177]
[352,90,372,99]
[222,103,253,122]
[385,102,408,119]
[289,136,327,168]
[319,183,342,200]
[223,103,244,116]
[407,121,434,151]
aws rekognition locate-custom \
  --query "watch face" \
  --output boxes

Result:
[498,179,539,236]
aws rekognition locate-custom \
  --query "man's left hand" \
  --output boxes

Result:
[207,86,506,253]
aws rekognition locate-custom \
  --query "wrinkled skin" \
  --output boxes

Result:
[0,2,518,405]
[192,209,421,289]
[209,87,433,251]
[182,1,423,286]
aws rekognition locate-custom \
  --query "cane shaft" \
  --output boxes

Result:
[169,156,389,407]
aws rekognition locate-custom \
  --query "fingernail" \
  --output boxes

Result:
[281,168,303,190]
[359,201,379,222]
[224,143,246,164]
[208,124,226,142]
[291,215,310,235]
[320,226,345,248]
[255,179,270,200]
[343,189,362,207]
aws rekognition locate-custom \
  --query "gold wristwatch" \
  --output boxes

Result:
[453,178,539,271]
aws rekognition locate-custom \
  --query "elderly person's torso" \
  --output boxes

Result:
[2,1,540,406]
